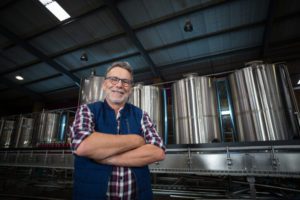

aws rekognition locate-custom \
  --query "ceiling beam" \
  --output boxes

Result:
[0,24,80,86]
[103,0,162,80]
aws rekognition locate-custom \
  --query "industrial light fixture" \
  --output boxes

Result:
[15,74,24,81]
[80,52,88,62]
[184,19,193,32]
[39,0,70,21]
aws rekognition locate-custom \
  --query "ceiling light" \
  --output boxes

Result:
[298,80,300,85]
[39,0,70,21]
[15,75,24,81]
[80,52,88,62]
[184,19,193,32]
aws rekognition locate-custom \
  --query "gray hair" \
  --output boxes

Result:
[105,61,133,79]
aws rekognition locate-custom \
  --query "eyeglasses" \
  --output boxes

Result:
[105,76,133,87]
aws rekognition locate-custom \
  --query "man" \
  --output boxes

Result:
[71,61,165,200]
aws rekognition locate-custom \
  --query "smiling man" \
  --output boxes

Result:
[71,61,165,200]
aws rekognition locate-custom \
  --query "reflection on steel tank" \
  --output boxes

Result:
[13,117,34,148]
[0,120,15,148]
[58,112,68,143]
[229,61,300,141]
[0,118,4,141]
[172,73,221,144]
[36,112,60,145]
[129,83,163,138]
[79,72,105,105]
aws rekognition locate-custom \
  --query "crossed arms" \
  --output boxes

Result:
[75,132,165,167]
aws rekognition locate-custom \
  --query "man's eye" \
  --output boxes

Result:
[111,77,119,81]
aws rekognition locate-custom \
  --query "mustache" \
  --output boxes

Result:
[111,89,125,94]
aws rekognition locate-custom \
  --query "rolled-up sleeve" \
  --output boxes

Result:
[141,111,165,151]
[70,104,94,151]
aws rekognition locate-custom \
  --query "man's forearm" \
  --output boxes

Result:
[75,132,145,160]
[97,144,165,167]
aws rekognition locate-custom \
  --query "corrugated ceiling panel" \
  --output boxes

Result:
[26,76,74,93]
[74,63,108,78]
[57,0,104,17]
[2,46,37,65]
[60,9,122,45]
[4,63,59,84]
[0,55,17,73]
[29,10,122,55]
[150,26,264,66]
[29,27,78,55]
[0,34,11,48]
[74,55,148,78]
[271,17,300,43]
[118,0,210,27]
[55,37,138,70]
[137,0,269,50]
[276,0,300,17]
[0,0,57,37]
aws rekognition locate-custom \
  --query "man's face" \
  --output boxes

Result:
[103,67,132,106]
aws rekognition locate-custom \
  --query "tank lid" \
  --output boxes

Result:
[133,82,144,88]
[183,72,198,78]
[90,68,96,76]
[245,60,263,67]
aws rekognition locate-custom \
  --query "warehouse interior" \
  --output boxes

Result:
[0,0,300,199]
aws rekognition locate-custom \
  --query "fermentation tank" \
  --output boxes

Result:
[35,112,60,145]
[172,73,221,144]
[129,83,142,107]
[14,117,34,148]
[0,119,4,140]
[129,84,164,138]
[0,120,15,148]
[229,61,300,141]
[79,73,105,105]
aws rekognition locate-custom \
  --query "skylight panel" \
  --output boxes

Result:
[39,0,70,21]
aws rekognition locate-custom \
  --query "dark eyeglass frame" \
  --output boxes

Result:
[105,76,133,86]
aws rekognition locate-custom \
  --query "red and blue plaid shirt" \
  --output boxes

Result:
[71,104,165,200]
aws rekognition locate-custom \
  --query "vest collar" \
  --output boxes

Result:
[103,99,130,115]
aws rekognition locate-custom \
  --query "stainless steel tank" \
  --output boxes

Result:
[0,120,15,148]
[129,84,163,138]
[36,112,60,144]
[79,74,105,105]
[14,117,34,148]
[172,74,221,144]
[129,83,142,107]
[229,61,300,141]
[0,118,4,140]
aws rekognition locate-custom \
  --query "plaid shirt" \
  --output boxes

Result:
[71,104,165,200]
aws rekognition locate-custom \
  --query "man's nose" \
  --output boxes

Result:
[115,79,123,87]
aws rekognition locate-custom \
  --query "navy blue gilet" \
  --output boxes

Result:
[73,100,153,200]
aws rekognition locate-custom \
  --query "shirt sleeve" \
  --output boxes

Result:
[70,104,94,151]
[141,111,165,151]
